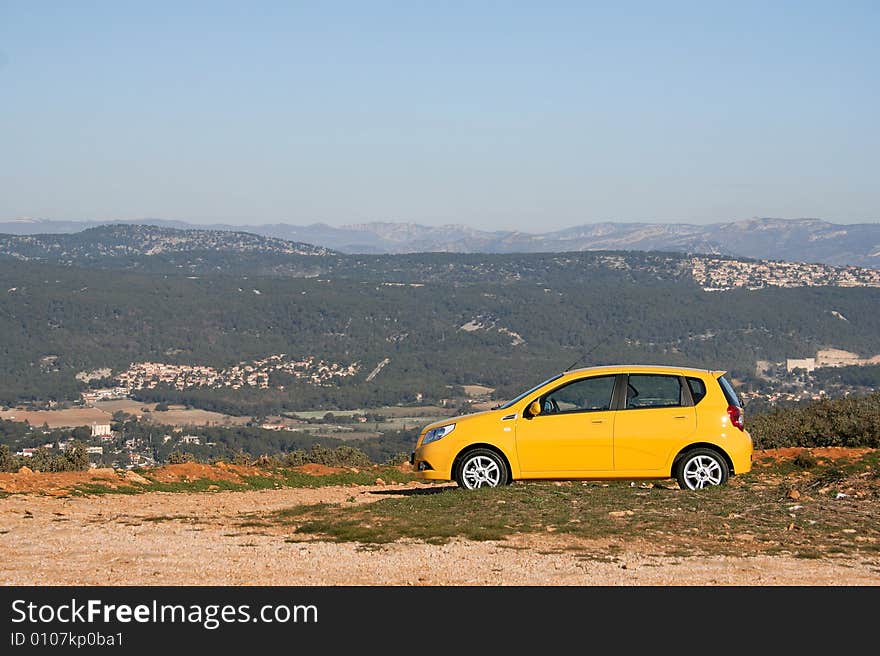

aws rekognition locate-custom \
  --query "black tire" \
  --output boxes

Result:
[454,448,509,490]
[674,447,729,490]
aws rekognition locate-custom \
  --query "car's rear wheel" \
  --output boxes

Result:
[675,448,729,490]
[454,448,509,489]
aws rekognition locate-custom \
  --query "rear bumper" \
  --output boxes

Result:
[730,430,753,474]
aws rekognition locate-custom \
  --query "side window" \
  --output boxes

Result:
[625,374,682,409]
[687,377,707,405]
[540,375,616,415]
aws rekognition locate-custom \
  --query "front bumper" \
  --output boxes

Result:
[411,442,453,481]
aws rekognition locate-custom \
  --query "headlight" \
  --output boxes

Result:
[422,423,456,445]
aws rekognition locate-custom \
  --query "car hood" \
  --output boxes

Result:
[421,409,497,434]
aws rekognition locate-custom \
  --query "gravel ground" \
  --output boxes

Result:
[2,486,878,586]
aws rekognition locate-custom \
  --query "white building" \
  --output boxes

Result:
[91,423,112,438]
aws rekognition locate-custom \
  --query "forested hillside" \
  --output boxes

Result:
[2,257,879,414]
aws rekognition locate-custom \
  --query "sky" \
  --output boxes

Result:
[1,1,878,231]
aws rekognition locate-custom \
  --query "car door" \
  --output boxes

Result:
[515,375,617,474]
[612,373,696,473]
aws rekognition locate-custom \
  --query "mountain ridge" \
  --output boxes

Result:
[2,224,879,292]
[0,224,333,263]
[1,217,878,267]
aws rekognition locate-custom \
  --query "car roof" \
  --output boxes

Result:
[564,364,725,377]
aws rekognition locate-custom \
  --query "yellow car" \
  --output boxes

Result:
[413,365,752,490]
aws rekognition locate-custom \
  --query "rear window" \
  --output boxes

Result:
[686,377,707,405]
[717,375,741,407]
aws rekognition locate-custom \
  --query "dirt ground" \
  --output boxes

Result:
[0,462,269,494]
[0,406,111,429]
[0,401,253,429]
[2,481,878,586]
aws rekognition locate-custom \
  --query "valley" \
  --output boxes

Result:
[1,224,879,468]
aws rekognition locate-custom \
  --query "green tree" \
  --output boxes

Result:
[0,444,12,472]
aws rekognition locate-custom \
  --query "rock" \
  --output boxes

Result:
[122,471,151,485]
[835,492,849,499]
[16,466,34,475]
[374,478,386,486]
[734,533,755,542]
[787,489,801,500]
[609,510,635,518]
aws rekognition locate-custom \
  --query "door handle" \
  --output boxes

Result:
[591,419,604,424]
[673,415,687,419]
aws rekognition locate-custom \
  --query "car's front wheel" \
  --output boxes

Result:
[454,448,509,489]
[675,448,729,490]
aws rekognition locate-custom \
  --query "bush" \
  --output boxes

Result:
[384,451,411,466]
[748,393,880,449]
[282,444,372,468]
[793,451,818,469]
[56,442,89,471]
[167,450,193,464]
[0,442,90,473]
[0,444,12,472]
[230,450,252,466]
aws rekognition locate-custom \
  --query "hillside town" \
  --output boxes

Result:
[691,257,880,290]
[81,354,359,402]
[741,347,880,406]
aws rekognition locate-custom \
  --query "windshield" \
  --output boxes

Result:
[495,374,563,410]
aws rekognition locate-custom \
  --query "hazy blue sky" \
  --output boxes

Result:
[1,1,878,230]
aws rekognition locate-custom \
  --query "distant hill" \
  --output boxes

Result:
[1,217,878,267]
[1,224,878,290]
[0,224,333,264]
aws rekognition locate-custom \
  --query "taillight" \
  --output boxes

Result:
[727,405,744,431]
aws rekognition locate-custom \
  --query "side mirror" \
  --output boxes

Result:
[526,400,542,418]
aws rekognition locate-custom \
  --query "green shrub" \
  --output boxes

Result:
[384,451,411,466]
[792,451,818,469]
[167,450,194,464]
[749,393,880,449]
[0,444,12,472]
[282,444,371,468]
[0,442,90,473]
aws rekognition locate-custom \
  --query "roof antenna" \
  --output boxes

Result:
[563,336,610,372]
